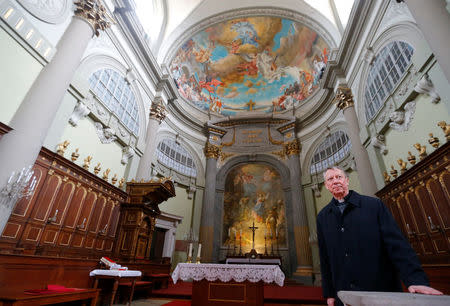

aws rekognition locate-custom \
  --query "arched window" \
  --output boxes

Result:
[89,69,140,135]
[310,131,351,175]
[365,41,414,121]
[156,139,197,177]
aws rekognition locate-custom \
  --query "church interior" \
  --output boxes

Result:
[0,0,449,305]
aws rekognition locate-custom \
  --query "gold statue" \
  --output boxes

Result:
[83,155,92,170]
[118,178,125,188]
[71,148,80,161]
[428,133,439,148]
[390,165,398,179]
[111,174,118,185]
[437,121,450,141]
[102,168,111,180]
[407,151,416,165]
[94,163,101,175]
[383,171,391,184]
[397,158,407,174]
[130,179,136,183]
[413,143,427,160]
[56,140,70,156]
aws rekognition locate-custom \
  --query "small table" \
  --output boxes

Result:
[90,269,142,306]
[172,263,284,306]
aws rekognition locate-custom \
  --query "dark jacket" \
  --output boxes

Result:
[317,190,428,301]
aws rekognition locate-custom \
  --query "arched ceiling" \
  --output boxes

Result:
[169,16,330,116]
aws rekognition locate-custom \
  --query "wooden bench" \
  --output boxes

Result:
[146,274,170,289]
[0,288,99,305]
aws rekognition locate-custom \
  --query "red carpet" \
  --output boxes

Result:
[153,280,326,304]
[162,301,191,306]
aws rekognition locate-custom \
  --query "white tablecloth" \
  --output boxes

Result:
[225,257,281,265]
[171,263,284,286]
[89,269,142,277]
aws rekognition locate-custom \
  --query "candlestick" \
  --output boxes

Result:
[196,243,202,264]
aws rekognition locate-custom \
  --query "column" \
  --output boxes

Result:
[402,0,450,83]
[0,1,112,234]
[198,141,220,262]
[335,86,378,196]
[135,98,166,180]
[285,139,313,278]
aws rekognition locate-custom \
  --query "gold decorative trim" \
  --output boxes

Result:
[221,128,235,147]
[74,0,115,37]
[215,118,289,127]
[207,127,227,136]
[271,149,286,160]
[268,125,284,145]
[284,139,301,156]
[278,122,295,133]
[335,86,355,110]
[204,142,221,159]
[220,152,235,161]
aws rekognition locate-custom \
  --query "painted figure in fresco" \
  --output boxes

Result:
[265,205,279,238]
[231,21,259,47]
[242,172,256,197]
[238,197,250,219]
[253,192,269,222]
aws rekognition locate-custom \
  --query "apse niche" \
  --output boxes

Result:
[222,163,287,254]
[170,16,329,116]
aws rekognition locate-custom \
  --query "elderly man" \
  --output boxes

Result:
[317,166,442,306]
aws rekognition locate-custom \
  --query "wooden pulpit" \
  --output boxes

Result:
[114,179,175,261]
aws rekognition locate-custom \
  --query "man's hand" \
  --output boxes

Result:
[327,297,335,306]
[408,285,443,295]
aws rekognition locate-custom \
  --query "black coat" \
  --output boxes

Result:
[317,190,428,302]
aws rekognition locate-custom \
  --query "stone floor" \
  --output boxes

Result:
[113,298,174,305]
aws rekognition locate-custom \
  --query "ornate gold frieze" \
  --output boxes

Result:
[204,142,221,159]
[149,101,167,123]
[215,118,289,127]
[74,0,115,37]
[284,139,301,156]
[335,86,355,110]
[207,127,227,136]
[278,122,295,133]
[268,125,284,145]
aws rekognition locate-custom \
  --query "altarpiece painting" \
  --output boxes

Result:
[223,163,286,253]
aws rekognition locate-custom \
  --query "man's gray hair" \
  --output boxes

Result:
[323,166,349,180]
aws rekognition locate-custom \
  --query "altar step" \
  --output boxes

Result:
[151,280,326,305]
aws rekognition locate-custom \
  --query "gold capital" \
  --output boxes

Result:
[284,139,301,156]
[74,0,115,37]
[204,142,221,159]
[149,101,167,123]
[335,86,355,110]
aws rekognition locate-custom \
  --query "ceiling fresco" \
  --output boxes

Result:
[170,16,329,116]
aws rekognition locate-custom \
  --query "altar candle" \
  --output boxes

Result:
[240,229,242,237]
[188,243,193,257]
[276,228,278,237]
[228,228,230,237]
[197,243,202,258]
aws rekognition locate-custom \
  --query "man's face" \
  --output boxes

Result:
[324,168,349,199]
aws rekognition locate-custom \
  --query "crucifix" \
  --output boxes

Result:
[249,221,258,250]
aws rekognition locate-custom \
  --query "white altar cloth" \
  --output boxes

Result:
[171,263,284,286]
[89,269,142,277]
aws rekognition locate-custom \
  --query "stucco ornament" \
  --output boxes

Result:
[94,122,117,144]
[414,73,440,103]
[121,146,135,165]
[69,100,90,126]
[370,134,388,155]
[388,101,416,132]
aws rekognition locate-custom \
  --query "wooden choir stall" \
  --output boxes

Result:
[0,128,176,305]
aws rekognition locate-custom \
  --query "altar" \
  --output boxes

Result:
[172,263,284,306]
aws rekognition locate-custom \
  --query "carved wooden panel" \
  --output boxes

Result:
[376,142,450,291]
[0,148,127,259]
